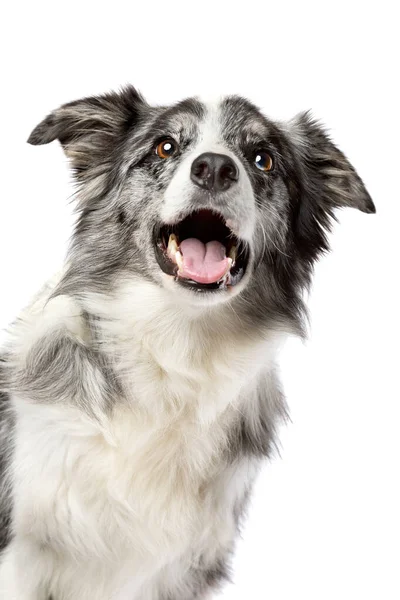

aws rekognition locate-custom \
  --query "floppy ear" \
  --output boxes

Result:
[287,111,375,263]
[28,85,146,177]
[291,111,375,214]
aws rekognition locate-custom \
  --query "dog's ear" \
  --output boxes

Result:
[28,85,146,175]
[286,111,375,263]
[290,111,375,215]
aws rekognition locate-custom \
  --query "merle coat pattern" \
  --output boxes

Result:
[0,86,374,600]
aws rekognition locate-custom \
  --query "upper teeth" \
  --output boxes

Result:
[167,234,184,271]
[167,234,179,259]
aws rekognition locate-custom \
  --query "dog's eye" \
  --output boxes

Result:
[254,151,273,172]
[156,138,179,159]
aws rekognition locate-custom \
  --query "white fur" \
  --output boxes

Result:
[0,274,284,599]
[162,104,256,242]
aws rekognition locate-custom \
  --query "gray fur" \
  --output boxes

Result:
[14,328,121,420]
[0,360,14,553]
[0,85,374,598]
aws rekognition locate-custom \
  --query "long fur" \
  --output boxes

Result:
[0,86,374,600]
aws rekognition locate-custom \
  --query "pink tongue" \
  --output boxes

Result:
[179,238,229,284]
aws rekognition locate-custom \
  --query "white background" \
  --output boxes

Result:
[1,1,399,598]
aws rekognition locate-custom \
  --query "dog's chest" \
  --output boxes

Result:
[10,288,273,596]
[58,301,270,558]
[12,394,256,600]
[13,392,241,555]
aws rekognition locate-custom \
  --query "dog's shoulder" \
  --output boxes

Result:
[3,274,121,423]
[8,275,88,363]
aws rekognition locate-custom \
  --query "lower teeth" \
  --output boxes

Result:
[175,250,183,269]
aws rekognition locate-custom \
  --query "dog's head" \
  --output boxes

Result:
[29,86,374,323]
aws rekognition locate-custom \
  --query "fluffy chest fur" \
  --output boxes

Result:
[1,279,282,599]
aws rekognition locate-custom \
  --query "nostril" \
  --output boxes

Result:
[191,159,214,190]
[192,161,209,180]
[220,163,238,183]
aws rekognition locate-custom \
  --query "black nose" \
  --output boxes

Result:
[190,152,239,192]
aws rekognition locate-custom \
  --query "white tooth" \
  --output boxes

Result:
[221,270,231,286]
[229,246,237,262]
[223,257,233,276]
[175,250,183,269]
[168,234,179,255]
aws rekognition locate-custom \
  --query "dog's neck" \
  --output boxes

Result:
[78,279,285,424]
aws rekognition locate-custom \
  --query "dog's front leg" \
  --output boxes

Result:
[0,538,49,600]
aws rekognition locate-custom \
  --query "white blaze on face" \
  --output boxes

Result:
[161,101,256,244]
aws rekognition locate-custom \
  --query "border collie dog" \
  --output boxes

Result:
[0,86,375,599]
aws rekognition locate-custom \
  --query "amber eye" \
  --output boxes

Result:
[156,138,178,159]
[254,151,273,172]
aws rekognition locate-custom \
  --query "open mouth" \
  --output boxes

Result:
[153,209,250,291]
